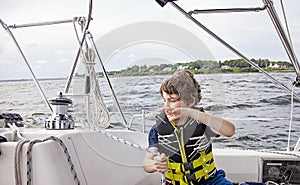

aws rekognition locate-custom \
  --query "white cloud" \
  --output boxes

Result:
[35,60,48,64]
[58,58,70,63]
[55,50,66,55]
[0,0,299,80]
[0,60,14,64]
[128,54,136,61]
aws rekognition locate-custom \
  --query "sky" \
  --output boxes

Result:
[0,0,300,80]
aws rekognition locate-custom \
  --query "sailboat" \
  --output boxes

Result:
[0,0,300,184]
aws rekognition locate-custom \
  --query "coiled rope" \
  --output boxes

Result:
[81,47,110,128]
[73,17,110,129]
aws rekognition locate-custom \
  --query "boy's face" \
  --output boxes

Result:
[162,91,190,121]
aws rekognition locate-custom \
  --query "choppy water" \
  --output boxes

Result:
[1,72,300,150]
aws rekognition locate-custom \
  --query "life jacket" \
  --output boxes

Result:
[156,110,217,185]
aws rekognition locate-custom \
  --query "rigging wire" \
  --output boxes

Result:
[287,83,296,151]
[8,19,74,28]
[169,1,300,100]
[263,0,300,79]
[279,0,295,53]
[0,19,53,113]
[87,32,129,129]
[64,0,93,93]
[279,0,299,152]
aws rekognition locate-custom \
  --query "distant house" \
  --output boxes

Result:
[177,65,189,70]
[162,67,172,71]
[221,65,231,69]
[269,63,280,69]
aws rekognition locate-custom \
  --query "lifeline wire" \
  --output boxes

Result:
[81,122,166,185]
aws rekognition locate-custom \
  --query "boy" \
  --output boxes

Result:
[142,70,235,185]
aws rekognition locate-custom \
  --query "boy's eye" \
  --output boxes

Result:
[171,98,180,102]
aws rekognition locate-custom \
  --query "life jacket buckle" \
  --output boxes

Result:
[185,173,196,182]
[183,161,194,171]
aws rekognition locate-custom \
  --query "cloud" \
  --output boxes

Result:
[58,58,70,63]
[0,0,299,80]
[128,54,136,61]
[35,60,48,64]
[0,60,14,64]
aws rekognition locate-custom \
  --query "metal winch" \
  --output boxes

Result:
[45,92,74,129]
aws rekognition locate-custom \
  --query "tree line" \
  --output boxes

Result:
[104,58,294,76]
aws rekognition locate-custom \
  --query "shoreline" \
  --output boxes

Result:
[0,69,296,82]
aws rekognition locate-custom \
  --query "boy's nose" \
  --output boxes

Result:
[164,100,170,108]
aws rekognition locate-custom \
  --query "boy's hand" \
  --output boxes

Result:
[153,153,168,172]
[169,107,190,122]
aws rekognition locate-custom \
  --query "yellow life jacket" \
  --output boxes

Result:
[156,111,217,185]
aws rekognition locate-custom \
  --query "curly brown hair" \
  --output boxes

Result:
[159,70,202,105]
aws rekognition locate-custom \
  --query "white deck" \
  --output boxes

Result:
[0,128,299,185]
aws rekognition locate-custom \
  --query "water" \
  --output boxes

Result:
[1,72,300,150]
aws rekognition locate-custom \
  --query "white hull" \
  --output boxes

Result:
[1,127,299,185]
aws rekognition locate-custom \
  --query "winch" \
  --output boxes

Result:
[45,92,74,129]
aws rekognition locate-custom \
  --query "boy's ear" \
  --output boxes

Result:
[188,97,196,107]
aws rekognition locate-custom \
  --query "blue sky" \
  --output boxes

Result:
[0,0,299,80]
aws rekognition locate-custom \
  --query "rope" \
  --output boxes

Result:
[14,139,30,185]
[26,139,43,185]
[287,84,296,151]
[81,48,110,128]
[26,136,81,185]
[71,15,110,129]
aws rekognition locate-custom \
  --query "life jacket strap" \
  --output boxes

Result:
[168,151,213,172]
[193,161,215,180]
[166,160,215,184]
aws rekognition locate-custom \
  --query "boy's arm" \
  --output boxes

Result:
[171,108,235,137]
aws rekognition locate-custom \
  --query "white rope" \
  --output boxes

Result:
[287,84,296,151]
[70,15,110,129]
[81,48,110,128]
[14,139,30,185]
